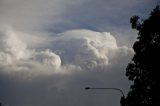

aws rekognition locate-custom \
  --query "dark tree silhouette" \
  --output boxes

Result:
[121,6,160,106]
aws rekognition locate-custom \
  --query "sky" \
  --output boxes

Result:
[0,0,159,106]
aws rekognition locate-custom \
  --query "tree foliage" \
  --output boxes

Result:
[122,6,160,106]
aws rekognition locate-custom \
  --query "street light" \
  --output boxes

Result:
[85,87,126,106]
[85,87,125,97]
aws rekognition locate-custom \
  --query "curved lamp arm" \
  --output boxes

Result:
[85,87,125,97]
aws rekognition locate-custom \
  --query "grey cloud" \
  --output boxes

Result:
[46,0,158,46]
[0,0,85,33]
[0,29,133,106]
[0,70,128,106]
[0,0,157,106]
[0,0,158,47]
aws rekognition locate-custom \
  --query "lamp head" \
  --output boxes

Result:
[85,87,91,90]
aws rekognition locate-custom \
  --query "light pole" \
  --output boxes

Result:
[85,87,126,106]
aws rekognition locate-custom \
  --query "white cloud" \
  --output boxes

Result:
[0,0,158,105]
[0,28,133,106]
[0,28,133,73]
[0,29,61,74]
[32,49,61,69]
[51,29,133,70]
[1,0,153,105]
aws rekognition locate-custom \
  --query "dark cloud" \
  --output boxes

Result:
[46,0,158,46]
[0,29,133,106]
[0,0,158,106]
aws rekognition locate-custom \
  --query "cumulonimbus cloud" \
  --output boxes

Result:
[0,28,133,73]
[0,28,133,106]
[0,0,157,106]
[0,29,61,74]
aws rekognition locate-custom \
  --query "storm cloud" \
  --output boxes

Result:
[0,0,158,106]
[0,28,134,106]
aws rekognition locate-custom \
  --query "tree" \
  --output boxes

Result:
[121,6,160,106]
